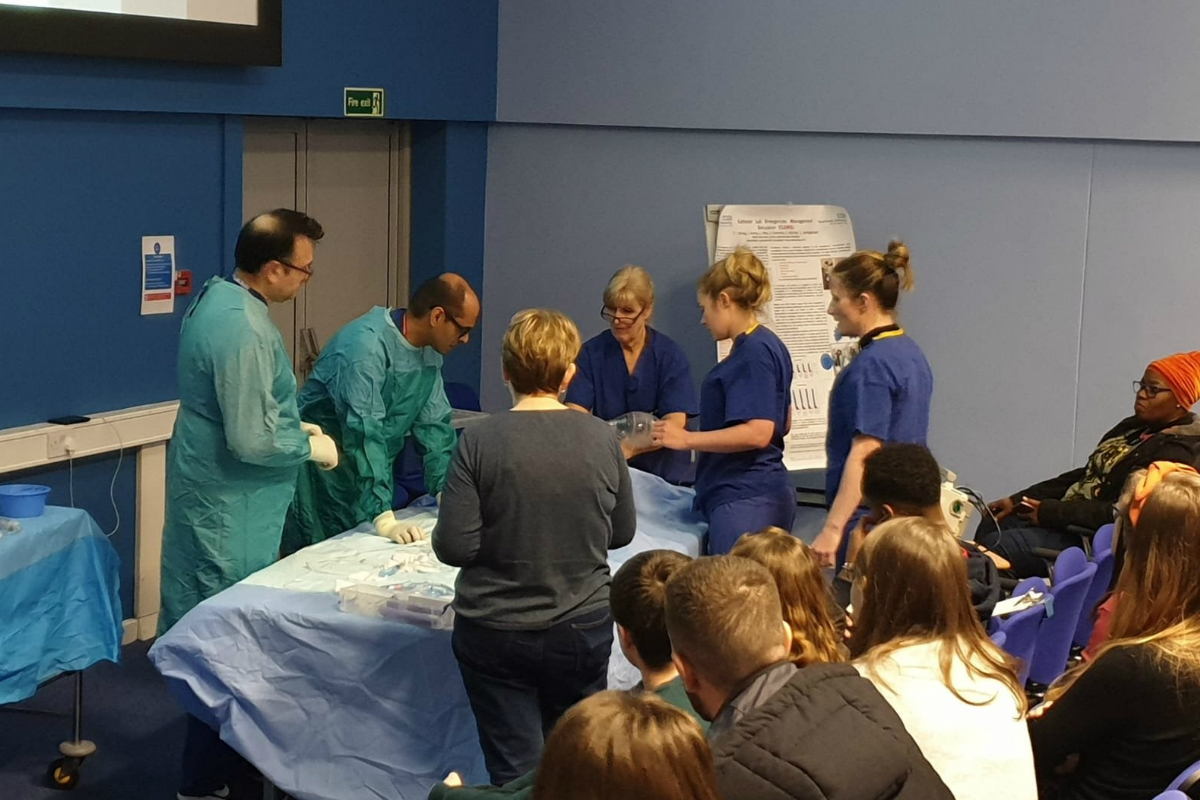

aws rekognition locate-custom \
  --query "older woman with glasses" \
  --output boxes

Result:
[976,352,1200,577]
[566,266,698,485]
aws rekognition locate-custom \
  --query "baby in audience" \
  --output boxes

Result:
[665,555,953,800]
[850,516,1036,800]
[430,549,703,800]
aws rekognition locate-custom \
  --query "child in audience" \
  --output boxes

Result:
[430,550,704,800]
[730,527,846,663]
[531,691,720,800]
[850,516,1036,800]
[1029,466,1200,800]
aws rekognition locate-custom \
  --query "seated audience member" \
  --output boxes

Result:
[430,550,704,800]
[850,517,1036,800]
[665,556,953,800]
[730,527,847,662]
[433,309,636,785]
[850,442,1000,620]
[977,352,1200,577]
[1029,467,1200,800]
[531,692,721,800]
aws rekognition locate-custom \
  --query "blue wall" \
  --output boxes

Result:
[0,110,232,429]
[411,122,490,393]
[498,0,1200,141]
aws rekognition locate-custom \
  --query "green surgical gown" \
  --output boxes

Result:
[284,306,455,552]
[159,278,312,634]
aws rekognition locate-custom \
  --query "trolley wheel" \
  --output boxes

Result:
[46,757,82,791]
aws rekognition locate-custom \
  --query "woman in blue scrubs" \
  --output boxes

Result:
[653,247,795,554]
[811,240,933,569]
[567,266,698,484]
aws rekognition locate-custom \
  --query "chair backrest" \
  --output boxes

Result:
[1168,757,1200,794]
[1074,526,1117,648]
[1028,556,1097,685]
[990,578,1048,685]
[1092,523,1115,557]
[989,630,1007,650]
[1052,545,1090,583]
[1154,791,1190,800]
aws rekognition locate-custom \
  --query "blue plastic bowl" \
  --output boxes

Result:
[0,484,51,518]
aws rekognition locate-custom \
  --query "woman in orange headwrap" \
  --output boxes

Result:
[976,352,1200,578]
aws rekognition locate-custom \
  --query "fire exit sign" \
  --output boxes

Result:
[344,88,385,117]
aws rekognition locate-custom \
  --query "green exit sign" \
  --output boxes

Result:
[344,88,385,117]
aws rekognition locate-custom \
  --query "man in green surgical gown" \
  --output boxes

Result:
[284,273,480,552]
[159,210,339,635]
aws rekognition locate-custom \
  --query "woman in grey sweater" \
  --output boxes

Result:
[433,308,636,786]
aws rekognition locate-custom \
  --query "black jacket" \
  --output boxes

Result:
[1017,414,1200,532]
[712,663,954,800]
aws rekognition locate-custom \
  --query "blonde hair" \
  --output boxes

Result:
[851,517,1026,713]
[532,691,721,800]
[604,265,655,311]
[665,556,784,692]
[501,308,582,396]
[1049,470,1200,702]
[697,246,771,310]
[730,528,845,667]
[829,240,914,311]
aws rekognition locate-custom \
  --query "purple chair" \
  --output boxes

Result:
[1154,792,1190,800]
[1073,524,1116,648]
[989,576,1048,685]
[1027,548,1096,686]
[1167,757,1200,798]
[989,630,1007,649]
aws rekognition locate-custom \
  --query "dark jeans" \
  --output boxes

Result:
[452,606,613,785]
[975,514,1083,578]
[179,714,248,797]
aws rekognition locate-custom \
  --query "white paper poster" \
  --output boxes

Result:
[709,205,857,470]
[141,235,176,315]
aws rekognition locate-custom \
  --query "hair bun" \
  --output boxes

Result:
[883,240,909,274]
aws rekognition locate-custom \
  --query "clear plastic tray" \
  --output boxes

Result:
[338,582,456,629]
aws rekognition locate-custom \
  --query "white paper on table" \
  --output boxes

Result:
[141,235,176,315]
[708,205,857,470]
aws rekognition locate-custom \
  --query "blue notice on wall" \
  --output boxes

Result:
[142,236,176,315]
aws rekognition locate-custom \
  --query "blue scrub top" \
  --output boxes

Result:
[694,325,793,514]
[825,329,933,509]
[567,328,699,484]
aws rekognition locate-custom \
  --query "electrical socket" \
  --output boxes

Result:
[47,431,77,458]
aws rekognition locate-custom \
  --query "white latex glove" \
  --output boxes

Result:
[373,510,428,544]
[307,433,339,471]
[300,422,324,437]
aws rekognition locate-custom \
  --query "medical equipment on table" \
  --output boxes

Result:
[608,411,657,450]
[338,581,456,629]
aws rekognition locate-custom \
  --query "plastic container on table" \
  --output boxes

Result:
[338,582,456,629]
[0,484,51,518]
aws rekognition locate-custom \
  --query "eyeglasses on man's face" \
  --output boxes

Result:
[277,258,314,277]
